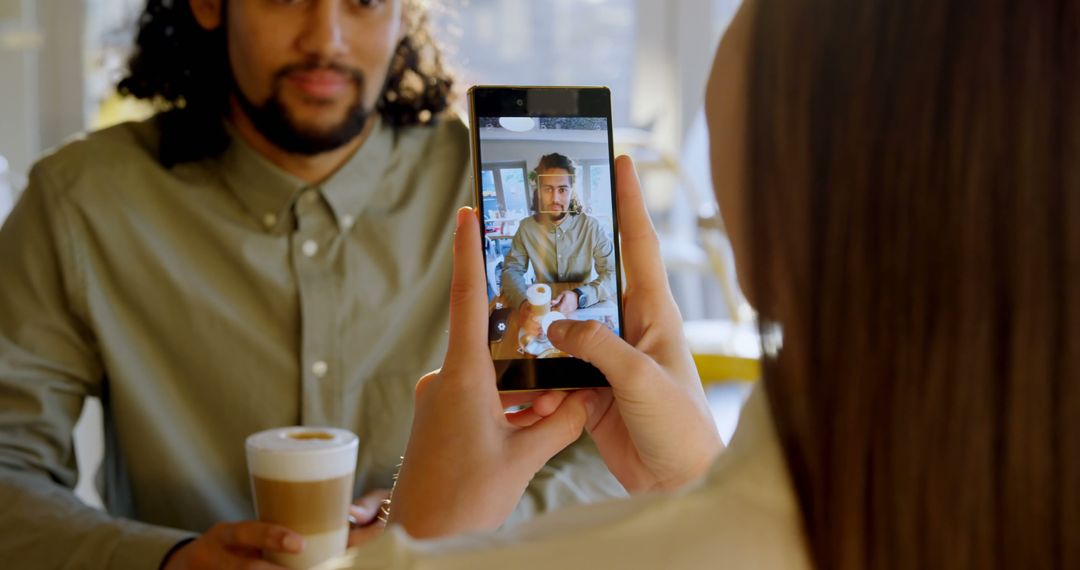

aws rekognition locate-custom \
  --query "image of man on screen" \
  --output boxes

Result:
[501,153,616,337]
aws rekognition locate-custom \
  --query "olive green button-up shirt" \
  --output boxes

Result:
[0,116,622,569]
[501,213,616,309]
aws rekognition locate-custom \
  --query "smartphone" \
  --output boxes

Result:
[468,86,625,391]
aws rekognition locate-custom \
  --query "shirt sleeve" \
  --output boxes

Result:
[345,490,675,570]
[578,219,616,306]
[500,225,532,309]
[0,165,195,569]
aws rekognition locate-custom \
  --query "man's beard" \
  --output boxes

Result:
[543,209,568,222]
[232,61,372,156]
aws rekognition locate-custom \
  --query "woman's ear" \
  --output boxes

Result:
[189,0,224,31]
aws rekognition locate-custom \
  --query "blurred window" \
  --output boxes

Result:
[480,161,528,222]
[437,0,637,126]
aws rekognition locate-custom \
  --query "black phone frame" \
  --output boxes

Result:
[468,86,625,391]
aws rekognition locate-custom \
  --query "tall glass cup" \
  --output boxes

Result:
[246,427,358,569]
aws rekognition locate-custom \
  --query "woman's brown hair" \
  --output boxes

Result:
[747,0,1079,568]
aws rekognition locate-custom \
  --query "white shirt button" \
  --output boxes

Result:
[262,213,277,228]
[301,240,319,257]
[303,189,320,205]
[341,214,355,230]
[311,360,328,378]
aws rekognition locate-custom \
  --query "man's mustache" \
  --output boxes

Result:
[275,61,366,88]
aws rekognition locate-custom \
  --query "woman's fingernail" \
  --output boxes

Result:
[282,533,304,553]
[547,320,568,343]
[584,392,600,417]
[456,207,472,228]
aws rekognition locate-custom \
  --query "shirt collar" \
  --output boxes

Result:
[219,123,307,232]
[320,117,394,227]
[218,117,395,232]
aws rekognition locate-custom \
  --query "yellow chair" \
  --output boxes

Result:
[684,320,761,384]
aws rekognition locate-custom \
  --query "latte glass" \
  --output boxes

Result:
[246,427,358,569]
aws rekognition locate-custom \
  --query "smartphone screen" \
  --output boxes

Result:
[469,86,624,391]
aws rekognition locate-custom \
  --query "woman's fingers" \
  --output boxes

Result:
[443,207,491,370]
[512,389,596,462]
[547,319,663,394]
[614,156,670,295]
[504,390,580,427]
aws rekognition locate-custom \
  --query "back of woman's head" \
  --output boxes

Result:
[746,0,1079,568]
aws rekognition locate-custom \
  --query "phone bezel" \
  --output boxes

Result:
[468,86,625,392]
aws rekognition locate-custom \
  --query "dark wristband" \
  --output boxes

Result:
[159,537,196,570]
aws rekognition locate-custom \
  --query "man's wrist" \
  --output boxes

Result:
[159,537,195,570]
[572,288,587,308]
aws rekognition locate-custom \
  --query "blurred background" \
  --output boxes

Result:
[0,0,757,506]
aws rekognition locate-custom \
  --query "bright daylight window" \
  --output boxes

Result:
[435,0,637,126]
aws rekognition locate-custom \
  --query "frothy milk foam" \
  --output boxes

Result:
[527,283,552,317]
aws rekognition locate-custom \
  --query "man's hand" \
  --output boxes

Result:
[551,290,579,316]
[517,302,542,338]
[162,521,302,570]
[347,489,391,547]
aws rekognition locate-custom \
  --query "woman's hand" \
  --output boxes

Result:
[546,156,724,494]
[386,208,596,539]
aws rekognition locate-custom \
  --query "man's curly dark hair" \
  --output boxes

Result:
[118,0,455,166]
